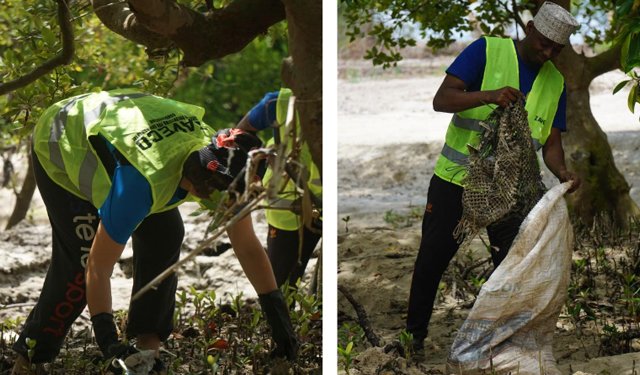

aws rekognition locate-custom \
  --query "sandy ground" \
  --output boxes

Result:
[338,57,640,374]
[0,186,318,344]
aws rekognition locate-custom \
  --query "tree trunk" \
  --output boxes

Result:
[281,0,323,175]
[555,45,640,227]
[6,148,36,230]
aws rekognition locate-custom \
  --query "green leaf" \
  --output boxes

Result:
[613,80,631,94]
[616,0,633,18]
[626,33,640,69]
[628,83,637,113]
[621,34,631,72]
[346,341,353,355]
[42,26,56,46]
[25,337,37,348]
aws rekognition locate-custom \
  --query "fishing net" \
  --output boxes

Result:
[454,100,546,246]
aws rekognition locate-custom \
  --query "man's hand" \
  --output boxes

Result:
[557,169,581,194]
[486,86,525,108]
[259,290,298,360]
[434,76,524,113]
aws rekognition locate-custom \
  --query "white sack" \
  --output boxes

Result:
[447,182,574,375]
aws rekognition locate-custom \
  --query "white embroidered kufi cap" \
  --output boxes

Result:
[532,1,579,45]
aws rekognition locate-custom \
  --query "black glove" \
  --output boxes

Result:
[90,313,137,359]
[259,290,298,360]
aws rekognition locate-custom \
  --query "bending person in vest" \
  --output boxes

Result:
[12,90,297,374]
[236,88,322,290]
[406,2,581,354]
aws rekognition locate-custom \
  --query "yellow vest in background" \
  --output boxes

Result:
[263,88,322,231]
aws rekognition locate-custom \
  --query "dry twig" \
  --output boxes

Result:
[338,284,381,347]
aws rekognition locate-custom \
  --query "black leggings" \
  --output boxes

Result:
[406,174,524,341]
[266,224,321,288]
[13,153,183,363]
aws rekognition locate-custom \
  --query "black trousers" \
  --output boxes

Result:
[13,153,183,363]
[266,224,321,287]
[406,174,524,342]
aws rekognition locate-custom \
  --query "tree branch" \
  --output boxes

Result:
[6,144,36,230]
[117,0,286,66]
[338,285,382,347]
[0,0,74,96]
[90,0,173,56]
[183,0,285,66]
[511,0,525,31]
[587,42,623,80]
[281,0,323,173]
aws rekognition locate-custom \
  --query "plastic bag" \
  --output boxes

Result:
[447,182,574,375]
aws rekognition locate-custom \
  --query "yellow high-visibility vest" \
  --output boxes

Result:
[263,88,322,231]
[33,89,213,212]
[434,36,564,186]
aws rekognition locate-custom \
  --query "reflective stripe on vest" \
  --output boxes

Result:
[47,93,149,202]
[433,36,564,186]
[451,114,485,133]
[263,88,322,231]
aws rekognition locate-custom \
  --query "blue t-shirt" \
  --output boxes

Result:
[446,38,567,131]
[98,138,187,244]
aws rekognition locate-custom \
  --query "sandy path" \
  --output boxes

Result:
[338,65,640,218]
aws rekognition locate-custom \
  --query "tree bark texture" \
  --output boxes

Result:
[92,0,286,66]
[91,0,172,55]
[282,0,323,175]
[554,45,640,227]
[6,149,37,230]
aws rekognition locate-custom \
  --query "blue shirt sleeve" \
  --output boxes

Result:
[446,38,486,91]
[98,164,152,244]
[247,91,280,130]
[552,85,567,131]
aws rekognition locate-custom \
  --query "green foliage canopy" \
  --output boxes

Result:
[0,1,179,144]
[341,0,640,116]
[616,0,640,72]
[613,0,640,115]
[341,0,621,66]
[0,0,287,145]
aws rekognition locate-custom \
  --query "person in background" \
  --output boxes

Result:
[406,1,581,354]
[12,89,297,375]
[236,88,322,290]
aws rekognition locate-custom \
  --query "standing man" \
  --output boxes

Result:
[406,2,581,353]
[237,88,322,289]
[12,89,297,374]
